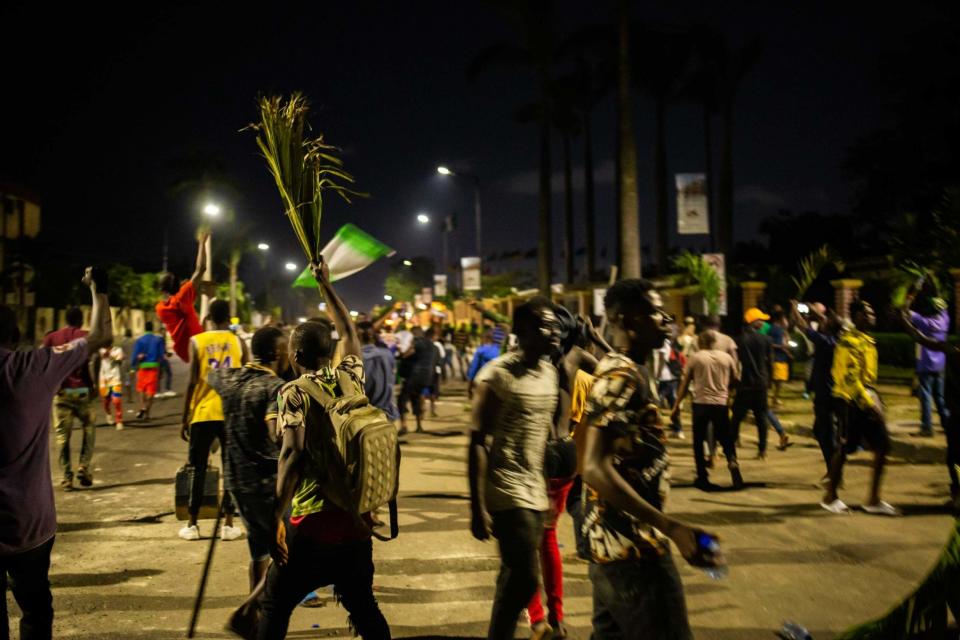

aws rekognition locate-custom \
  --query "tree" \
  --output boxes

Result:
[470,0,558,294]
[616,0,641,278]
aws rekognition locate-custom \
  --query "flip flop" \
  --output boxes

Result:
[820,499,850,514]
[862,501,901,516]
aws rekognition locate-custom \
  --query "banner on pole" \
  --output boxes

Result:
[461,256,481,291]
[703,253,728,316]
[433,274,448,297]
[676,173,710,235]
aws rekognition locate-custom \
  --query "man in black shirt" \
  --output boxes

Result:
[731,308,775,459]
[398,326,436,434]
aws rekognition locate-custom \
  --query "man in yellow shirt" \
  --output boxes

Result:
[822,299,898,516]
[179,299,250,540]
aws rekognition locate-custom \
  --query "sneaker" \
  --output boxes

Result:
[673,431,686,440]
[178,524,200,541]
[756,451,768,461]
[106,415,115,426]
[300,591,326,608]
[136,409,146,420]
[77,467,93,487]
[220,525,244,541]
[693,477,718,492]
[530,621,554,640]
[820,498,851,514]
[548,619,567,640]
[115,422,125,431]
[60,478,75,491]
[777,434,792,450]
[862,501,901,517]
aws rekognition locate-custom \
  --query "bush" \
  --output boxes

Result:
[873,331,960,368]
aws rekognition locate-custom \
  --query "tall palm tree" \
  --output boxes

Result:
[631,25,696,274]
[469,0,558,294]
[615,0,641,278]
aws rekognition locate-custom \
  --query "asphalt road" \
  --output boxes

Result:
[9,359,957,639]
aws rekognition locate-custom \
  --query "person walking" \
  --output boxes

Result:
[358,321,400,425]
[397,326,435,434]
[96,343,126,430]
[581,279,724,639]
[0,267,112,639]
[131,321,166,422]
[672,330,744,491]
[43,307,97,491]
[655,332,685,439]
[469,298,561,640]
[467,330,500,399]
[178,299,248,541]
[821,300,899,516]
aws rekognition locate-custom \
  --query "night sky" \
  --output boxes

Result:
[0,2,953,312]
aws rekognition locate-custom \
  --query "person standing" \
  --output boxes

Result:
[581,279,724,639]
[358,321,401,425]
[257,260,390,640]
[1,268,112,639]
[207,326,288,599]
[672,330,743,491]
[905,282,950,438]
[156,232,209,363]
[96,343,126,431]
[467,330,500,399]
[768,309,792,408]
[131,322,166,421]
[453,323,471,380]
[731,308,787,458]
[43,307,97,491]
[397,326,436,434]
[428,328,445,418]
[178,299,248,541]
[821,300,899,516]
[469,298,560,640]
[655,333,684,439]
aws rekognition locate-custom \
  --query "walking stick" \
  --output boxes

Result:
[186,498,224,638]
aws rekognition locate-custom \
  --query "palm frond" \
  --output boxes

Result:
[791,245,844,298]
[672,251,722,315]
[246,93,366,262]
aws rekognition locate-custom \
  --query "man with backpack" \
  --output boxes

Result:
[655,330,685,439]
[258,259,394,640]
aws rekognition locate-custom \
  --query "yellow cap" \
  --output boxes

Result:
[744,307,770,324]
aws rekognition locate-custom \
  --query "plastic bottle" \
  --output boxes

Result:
[701,537,728,580]
[779,621,812,640]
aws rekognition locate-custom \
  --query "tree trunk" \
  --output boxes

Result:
[562,133,574,284]
[654,98,669,275]
[718,99,734,256]
[583,111,597,282]
[703,101,715,252]
[617,0,641,279]
[229,253,239,320]
[537,117,553,294]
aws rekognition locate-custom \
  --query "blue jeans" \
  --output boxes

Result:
[657,380,682,433]
[918,371,949,433]
[767,408,785,436]
[589,554,692,640]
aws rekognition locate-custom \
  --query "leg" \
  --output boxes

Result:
[488,509,544,640]
[690,405,710,484]
[77,398,97,476]
[947,413,960,499]
[751,391,769,455]
[7,538,55,640]
[256,533,327,640]
[113,394,124,425]
[663,381,681,434]
[865,414,891,507]
[102,395,112,422]
[543,480,572,627]
[711,405,743,489]
[333,540,391,640]
[812,397,836,472]
[729,393,750,447]
[918,372,934,434]
[589,563,625,640]
[212,423,236,528]
[186,423,217,528]
[53,398,73,482]
[933,372,950,429]
[824,400,851,503]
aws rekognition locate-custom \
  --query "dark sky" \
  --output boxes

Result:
[0,1,952,312]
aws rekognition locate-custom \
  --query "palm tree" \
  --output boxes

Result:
[615,0,641,278]
[631,25,696,274]
[469,0,558,294]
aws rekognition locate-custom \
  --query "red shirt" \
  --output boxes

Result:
[155,281,203,362]
[289,508,371,545]
[42,326,90,390]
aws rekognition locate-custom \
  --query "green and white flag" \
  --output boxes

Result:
[292,223,395,287]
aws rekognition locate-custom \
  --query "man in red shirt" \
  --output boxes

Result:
[156,232,210,362]
[43,307,97,491]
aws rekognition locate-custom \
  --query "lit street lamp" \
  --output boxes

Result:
[285,262,297,271]
[203,203,221,218]
[257,242,270,251]
[384,294,393,301]
[402,260,412,267]
[436,165,482,257]
[417,213,430,224]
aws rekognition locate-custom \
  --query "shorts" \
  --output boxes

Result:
[772,361,790,382]
[834,398,890,455]
[136,368,159,397]
[100,384,123,398]
[232,491,275,562]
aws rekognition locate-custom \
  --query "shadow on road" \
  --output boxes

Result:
[52,567,164,588]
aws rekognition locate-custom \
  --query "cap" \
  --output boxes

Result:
[744,308,771,324]
[684,316,696,325]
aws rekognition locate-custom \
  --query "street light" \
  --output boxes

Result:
[436,165,482,257]
[417,213,430,224]
[402,260,412,267]
[285,262,297,271]
[384,294,393,301]
[257,242,270,251]
[203,203,221,218]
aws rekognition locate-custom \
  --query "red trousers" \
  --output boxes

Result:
[102,393,123,424]
[527,477,574,625]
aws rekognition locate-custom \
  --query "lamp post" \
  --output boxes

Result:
[199,202,220,322]
[437,166,482,259]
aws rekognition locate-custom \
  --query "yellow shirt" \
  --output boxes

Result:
[570,369,597,475]
[189,330,244,423]
[831,328,878,410]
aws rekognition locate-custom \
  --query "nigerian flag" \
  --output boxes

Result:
[292,223,395,287]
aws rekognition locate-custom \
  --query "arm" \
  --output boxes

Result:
[671,366,693,419]
[900,309,953,353]
[82,268,113,355]
[311,259,360,359]
[189,232,209,286]
[180,340,200,440]
[468,381,500,541]
[371,302,401,332]
[239,336,251,365]
[272,412,306,565]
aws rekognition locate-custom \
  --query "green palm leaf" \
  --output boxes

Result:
[672,251,722,315]
[791,244,844,298]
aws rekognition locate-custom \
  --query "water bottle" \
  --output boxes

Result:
[698,533,728,580]
[779,621,812,640]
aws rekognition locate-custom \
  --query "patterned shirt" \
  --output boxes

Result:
[831,328,879,410]
[582,353,671,563]
[207,364,285,496]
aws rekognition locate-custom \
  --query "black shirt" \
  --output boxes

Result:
[736,329,772,390]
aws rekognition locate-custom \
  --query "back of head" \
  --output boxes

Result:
[513,296,553,336]
[0,305,19,347]
[209,299,231,326]
[158,272,178,296]
[145,321,154,332]
[703,314,721,330]
[290,318,336,365]
[848,299,867,319]
[66,307,84,328]
[252,326,285,362]
[357,320,375,344]
[699,329,717,350]
[604,279,656,318]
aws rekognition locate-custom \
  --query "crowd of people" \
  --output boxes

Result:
[1,233,958,640]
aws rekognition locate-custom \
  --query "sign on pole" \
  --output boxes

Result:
[461,256,481,292]
[433,274,448,297]
[703,253,728,316]
[676,173,710,235]
[593,288,607,317]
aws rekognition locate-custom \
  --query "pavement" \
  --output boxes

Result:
[9,359,958,639]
